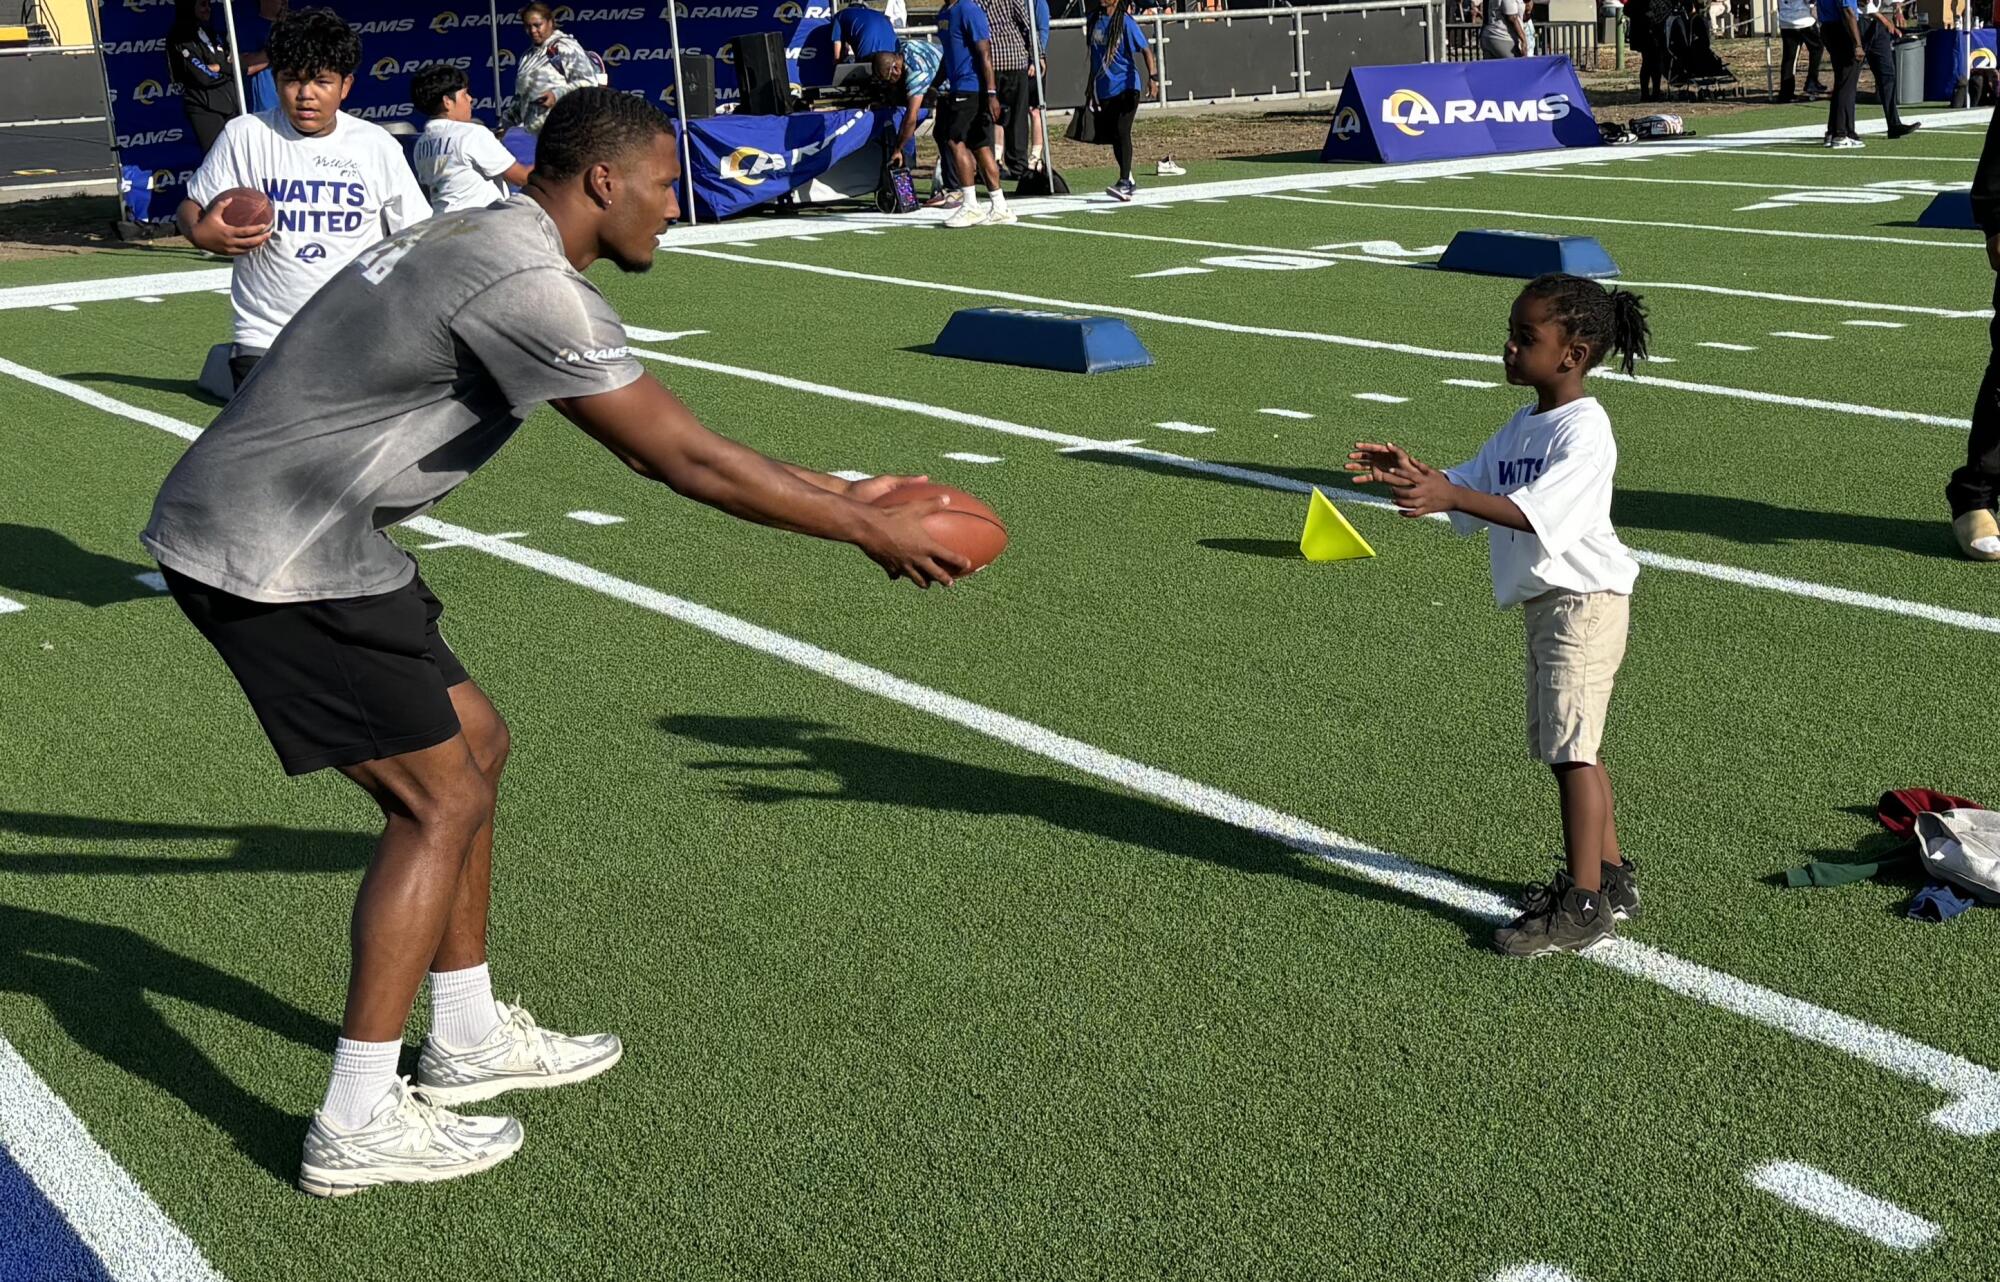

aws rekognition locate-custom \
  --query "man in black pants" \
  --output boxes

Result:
[1819,0,1866,145]
[975,0,1036,179]
[1858,0,1921,139]
[1951,99,2000,561]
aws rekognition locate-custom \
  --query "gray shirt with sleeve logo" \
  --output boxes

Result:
[142,196,644,604]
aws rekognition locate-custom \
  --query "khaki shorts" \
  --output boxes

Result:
[1523,590,1630,766]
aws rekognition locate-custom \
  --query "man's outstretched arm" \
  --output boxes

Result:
[555,374,972,586]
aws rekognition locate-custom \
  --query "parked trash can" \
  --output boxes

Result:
[1895,36,1926,105]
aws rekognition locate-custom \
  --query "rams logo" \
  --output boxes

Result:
[372,57,402,80]
[432,12,460,32]
[775,1,803,21]
[554,4,575,19]
[133,79,166,105]
[603,43,631,64]
[1382,89,1433,137]
[492,48,518,68]
[717,42,737,62]
[1381,88,1571,136]
[1330,106,1360,140]
[297,244,329,262]
[1975,48,1998,69]
[721,145,782,184]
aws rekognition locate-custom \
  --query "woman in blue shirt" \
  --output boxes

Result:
[1087,0,1156,200]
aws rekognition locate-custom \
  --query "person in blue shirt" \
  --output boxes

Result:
[1815,0,1866,145]
[1087,0,1156,200]
[831,1,900,62]
[232,0,285,115]
[879,37,942,169]
[934,0,1013,226]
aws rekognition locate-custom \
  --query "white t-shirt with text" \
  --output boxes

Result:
[188,109,430,349]
[414,118,520,216]
[1443,396,1640,607]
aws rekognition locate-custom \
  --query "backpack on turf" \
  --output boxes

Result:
[1916,810,2000,903]
[1630,113,1685,138]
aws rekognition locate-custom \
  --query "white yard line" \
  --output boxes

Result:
[1843,319,1908,328]
[11,351,2000,1139]
[1442,378,1502,388]
[1259,407,1315,419]
[4,112,1986,315]
[1259,193,1980,251]
[0,1036,227,1282]
[566,510,626,525]
[942,451,1003,463]
[1746,1161,1941,1250]
[1153,420,1215,433]
[407,513,2000,1139]
[1770,331,1833,340]
[1512,170,1966,193]
[1485,1266,1582,1282]
[1723,149,1980,162]
[1701,342,1760,351]
[665,249,1975,431]
[1352,393,1408,404]
[0,594,24,614]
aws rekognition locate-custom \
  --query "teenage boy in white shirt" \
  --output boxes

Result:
[179,9,429,390]
[1349,274,1652,958]
[411,64,534,217]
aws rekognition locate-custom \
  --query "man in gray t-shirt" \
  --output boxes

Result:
[143,88,970,1199]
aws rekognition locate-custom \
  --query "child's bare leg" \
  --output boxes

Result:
[1598,763,1623,868]
[1554,762,1611,891]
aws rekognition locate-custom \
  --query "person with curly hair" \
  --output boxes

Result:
[178,7,428,390]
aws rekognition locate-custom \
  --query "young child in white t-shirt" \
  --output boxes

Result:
[178,9,429,390]
[1348,273,1650,958]
[410,64,533,217]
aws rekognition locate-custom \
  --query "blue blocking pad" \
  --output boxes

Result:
[1437,229,1620,279]
[931,308,1154,374]
[1916,191,1977,230]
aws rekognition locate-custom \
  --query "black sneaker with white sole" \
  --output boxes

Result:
[1493,884,1614,958]
[1603,856,1641,922]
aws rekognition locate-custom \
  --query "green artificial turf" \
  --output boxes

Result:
[2,103,1998,1281]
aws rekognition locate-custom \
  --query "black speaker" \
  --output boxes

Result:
[729,32,792,115]
[670,52,716,118]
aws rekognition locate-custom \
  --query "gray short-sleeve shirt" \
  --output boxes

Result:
[142,196,643,603]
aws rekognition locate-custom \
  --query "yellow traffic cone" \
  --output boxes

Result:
[1300,487,1376,562]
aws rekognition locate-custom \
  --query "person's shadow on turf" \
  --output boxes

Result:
[660,715,1516,942]
[0,524,163,607]
[0,904,337,1183]
[0,811,373,877]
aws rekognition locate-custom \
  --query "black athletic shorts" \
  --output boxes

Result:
[939,91,996,152]
[161,565,468,776]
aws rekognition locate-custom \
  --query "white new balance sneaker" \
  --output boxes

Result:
[942,203,987,229]
[298,1077,522,1198]
[984,206,1020,226]
[415,1000,623,1107]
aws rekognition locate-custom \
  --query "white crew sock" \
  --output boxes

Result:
[321,1037,402,1130]
[429,963,502,1049]
[958,185,979,209]
[987,188,1008,212]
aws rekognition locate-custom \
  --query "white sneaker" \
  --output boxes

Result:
[942,203,987,228]
[298,1077,522,1198]
[1156,156,1187,176]
[1831,136,1864,149]
[984,205,1019,225]
[415,999,624,1107]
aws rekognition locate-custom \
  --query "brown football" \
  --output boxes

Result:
[210,186,274,228]
[869,481,1008,574]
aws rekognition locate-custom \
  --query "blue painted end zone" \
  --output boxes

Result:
[1916,190,1978,231]
[0,1143,114,1282]
[931,308,1154,374]
[1437,228,1621,279]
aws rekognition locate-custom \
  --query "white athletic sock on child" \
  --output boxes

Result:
[321,1037,402,1130]
[429,962,501,1048]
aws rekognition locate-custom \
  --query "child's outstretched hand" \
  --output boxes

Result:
[1346,441,1458,518]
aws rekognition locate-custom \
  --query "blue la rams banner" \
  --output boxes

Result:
[1320,56,1599,164]
[99,0,837,220]
[1924,28,1998,102]
[682,107,890,219]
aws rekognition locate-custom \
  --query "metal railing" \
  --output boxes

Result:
[905,0,1440,111]
[1442,19,1598,65]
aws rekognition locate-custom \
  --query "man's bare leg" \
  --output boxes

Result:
[430,680,511,974]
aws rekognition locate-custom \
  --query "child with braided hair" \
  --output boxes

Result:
[1348,273,1651,957]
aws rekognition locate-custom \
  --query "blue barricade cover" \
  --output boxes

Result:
[1924,28,1998,102]
[98,1,839,220]
[1320,56,1599,164]
[683,108,892,219]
